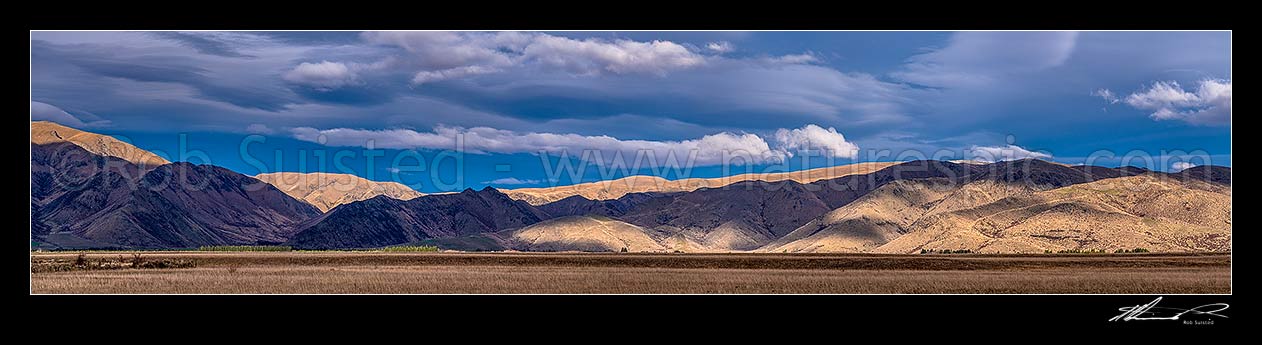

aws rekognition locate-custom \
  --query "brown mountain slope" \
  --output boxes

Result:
[31,121,168,168]
[418,215,707,252]
[868,174,1231,253]
[760,179,1033,253]
[504,161,898,205]
[760,161,1231,254]
[254,172,424,212]
[615,180,836,251]
[275,158,1229,253]
[33,142,320,249]
[500,215,668,252]
[31,142,145,243]
[285,187,549,249]
[535,159,1116,252]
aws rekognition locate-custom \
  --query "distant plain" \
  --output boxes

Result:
[30,252,1230,294]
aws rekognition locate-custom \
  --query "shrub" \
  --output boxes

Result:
[1057,249,1109,254]
[73,253,88,267]
[921,249,972,254]
[137,259,195,269]
[197,245,292,252]
[381,245,440,252]
[129,253,145,268]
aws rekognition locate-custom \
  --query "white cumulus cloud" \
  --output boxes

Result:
[361,31,521,70]
[1171,161,1199,171]
[773,124,859,158]
[706,41,735,54]
[523,35,706,76]
[291,124,857,167]
[1123,79,1231,125]
[968,144,1052,162]
[1092,88,1119,104]
[411,65,500,85]
[361,31,709,81]
[282,61,359,90]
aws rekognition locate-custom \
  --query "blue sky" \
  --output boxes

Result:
[30,31,1231,193]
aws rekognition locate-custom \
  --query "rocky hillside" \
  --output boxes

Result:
[504,161,897,205]
[286,187,549,249]
[31,123,1231,253]
[32,144,320,249]
[766,172,1230,254]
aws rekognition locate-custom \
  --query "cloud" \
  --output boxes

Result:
[1122,79,1231,125]
[30,40,296,111]
[30,31,1229,166]
[291,124,856,166]
[1092,88,1119,104]
[151,32,257,58]
[762,53,818,65]
[522,35,706,76]
[361,31,521,70]
[362,31,708,80]
[31,101,87,127]
[263,32,905,131]
[291,126,780,166]
[245,123,275,134]
[968,144,1052,162]
[893,32,1079,88]
[706,41,735,54]
[283,61,360,90]
[412,65,500,85]
[435,60,913,130]
[1171,161,1199,171]
[30,101,110,128]
[773,124,859,158]
[482,177,540,185]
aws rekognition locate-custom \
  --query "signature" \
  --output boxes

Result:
[1109,297,1229,322]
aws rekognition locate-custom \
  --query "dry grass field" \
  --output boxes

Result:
[30,252,1230,294]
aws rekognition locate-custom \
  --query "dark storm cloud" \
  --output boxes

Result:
[151,32,257,58]
[27,31,1231,166]
[409,59,916,135]
[292,84,398,106]
[76,60,293,111]
[74,59,209,84]
[32,40,295,111]
[249,31,365,46]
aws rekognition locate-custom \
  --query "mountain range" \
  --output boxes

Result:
[254,172,424,212]
[32,141,318,249]
[32,121,169,168]
[502,161,898,205]
[29,121,1232,253]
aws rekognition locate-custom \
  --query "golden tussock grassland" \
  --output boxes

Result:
[30,252,1229,294]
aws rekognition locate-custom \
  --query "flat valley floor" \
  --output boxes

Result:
[30,252,1230,294]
